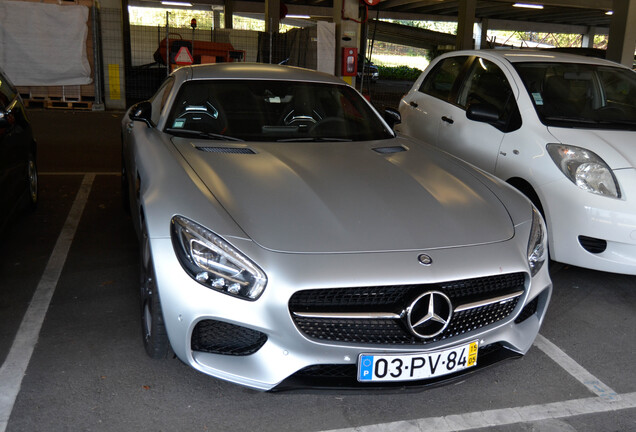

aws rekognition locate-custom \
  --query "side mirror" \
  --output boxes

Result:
[129,101,153,127]
[383,108,401,129]
[0,111,9,128]
[466,103,500,124]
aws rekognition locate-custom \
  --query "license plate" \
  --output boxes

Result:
[357,341,478,382]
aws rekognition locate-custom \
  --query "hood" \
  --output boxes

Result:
[173,137,514,253]
[548,127,636,169]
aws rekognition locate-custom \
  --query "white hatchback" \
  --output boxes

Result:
[398,49,636,275]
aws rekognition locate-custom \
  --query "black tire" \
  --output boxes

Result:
[121,149,131,214]
[140,227,170,359]
[26,149,38,210]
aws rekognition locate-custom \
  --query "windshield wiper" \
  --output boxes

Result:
[276,137,353,142]
[165,128,244,141]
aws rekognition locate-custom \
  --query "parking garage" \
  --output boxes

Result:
[1,0,636,431]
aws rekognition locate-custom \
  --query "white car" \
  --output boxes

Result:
[398,49,636,275]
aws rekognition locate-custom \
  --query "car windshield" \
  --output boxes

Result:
[513,62,636,130]
[164,79,394,142]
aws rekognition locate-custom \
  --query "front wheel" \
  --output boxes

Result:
[140,228,170,359]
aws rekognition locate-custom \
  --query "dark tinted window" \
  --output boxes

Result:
[458,58,521,132]
[0,70,17,109]
[165,80,394,142]
[419,56,468,102]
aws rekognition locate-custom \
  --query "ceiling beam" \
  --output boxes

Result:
[483,0,612,11]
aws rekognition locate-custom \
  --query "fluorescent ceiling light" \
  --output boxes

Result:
[513,3,544,9]
[286,14,311,19]
[161,1,193,6]
[605,10,614,15]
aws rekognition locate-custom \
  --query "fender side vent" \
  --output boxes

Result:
[196,146,256,154]
[373,146,407,154]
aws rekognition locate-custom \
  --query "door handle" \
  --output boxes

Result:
[410,101,418,108]
[441,116,454,124]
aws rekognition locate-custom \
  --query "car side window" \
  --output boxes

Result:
[419,56,469,102]
[458,58,521,132]
[150,77,175,126]
[0,71,17,110]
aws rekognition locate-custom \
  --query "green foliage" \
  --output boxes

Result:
[376,65,422,81]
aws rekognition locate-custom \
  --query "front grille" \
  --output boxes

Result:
[191,319,267,356]
[289,273,526,345]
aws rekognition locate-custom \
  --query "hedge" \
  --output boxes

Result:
[376,65,423,81]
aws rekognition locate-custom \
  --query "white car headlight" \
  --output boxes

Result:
[527,207,547,277]
[547,144,621,199]
[171,216,267,300]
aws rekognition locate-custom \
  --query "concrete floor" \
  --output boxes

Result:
[0,109,635,432]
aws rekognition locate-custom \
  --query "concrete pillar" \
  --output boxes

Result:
[265,0,281,34]
[475,18,489,50]
[606,0,636,67]
[456,0,476,50]
[224,0,233,29]
[581,27,595,48]
[213,10,221,31]
[333,0,360,84]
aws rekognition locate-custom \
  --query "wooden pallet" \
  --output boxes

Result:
[46,100,93,110]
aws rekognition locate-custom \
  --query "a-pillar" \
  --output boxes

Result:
[333,0,360,84]
[456,0,476,50]
[606,0,636,67]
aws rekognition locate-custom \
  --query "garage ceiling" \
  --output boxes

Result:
[277,0,614,30]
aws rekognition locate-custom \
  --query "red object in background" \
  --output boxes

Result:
[190,18,197,29]
[342,47,357,76]
[154,36,246,65]
[362,0,380,5]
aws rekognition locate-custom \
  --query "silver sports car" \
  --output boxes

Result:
[122,63,552,391]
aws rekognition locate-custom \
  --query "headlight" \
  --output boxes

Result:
[527,207,547,277]
[171,216,267,300]
[547,144,621,199]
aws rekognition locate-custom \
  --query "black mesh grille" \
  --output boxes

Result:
[293,298,519,345]
[289,273,526,345]
[196,146,256,154]
[191,320,267,356]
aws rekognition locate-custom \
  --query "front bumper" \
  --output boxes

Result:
[538,169,636,275]
[149,232,552,391]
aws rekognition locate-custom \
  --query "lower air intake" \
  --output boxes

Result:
[191,319,267,356]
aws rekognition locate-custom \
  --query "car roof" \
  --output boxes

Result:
[174,62,348,85]
[447,49,627,68]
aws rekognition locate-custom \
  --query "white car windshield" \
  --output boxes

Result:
[514,62,636,130]
[164,79,394,142]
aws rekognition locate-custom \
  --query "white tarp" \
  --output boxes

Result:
[317,21,335,75]
[0,0,91,86]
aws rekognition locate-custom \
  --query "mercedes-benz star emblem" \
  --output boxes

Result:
[406,291,453,338]
[418,254,433,266]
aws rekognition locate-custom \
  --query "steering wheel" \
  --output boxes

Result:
[309,117,348,136]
